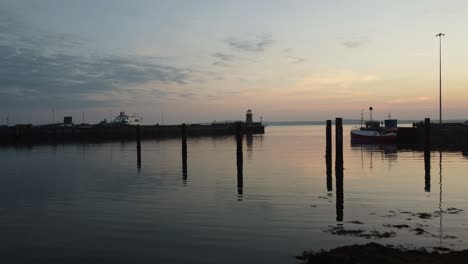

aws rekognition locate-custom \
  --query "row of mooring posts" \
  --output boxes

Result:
[135,123,189,181]
[325,118,344,222]
[134,123,244,198]
[325,117,434,222]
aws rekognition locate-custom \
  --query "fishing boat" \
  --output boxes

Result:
[110,112,142,126]
[350,107,398,143]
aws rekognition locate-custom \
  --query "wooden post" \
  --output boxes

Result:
[136,124,141,170]
[326,120,332,192]
[236,122,243,198]
[335,118,344,222]
[182,123,187,183]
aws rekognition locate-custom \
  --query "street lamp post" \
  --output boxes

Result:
[436,33,445,124]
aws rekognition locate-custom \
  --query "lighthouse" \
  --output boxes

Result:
[245,109,253,124]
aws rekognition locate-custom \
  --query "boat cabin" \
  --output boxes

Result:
[365,121,380,129]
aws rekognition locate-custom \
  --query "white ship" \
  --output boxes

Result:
[111,112,142,126]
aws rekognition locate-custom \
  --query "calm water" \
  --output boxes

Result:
[1,125,468,263]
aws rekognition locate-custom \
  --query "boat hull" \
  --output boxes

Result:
[350,130,397,144]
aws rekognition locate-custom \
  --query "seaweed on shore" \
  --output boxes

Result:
[325,226,396,239]
[347,220,364,225]
[383,224,410,229]
[447,208,464,214]
[416,213,433,219]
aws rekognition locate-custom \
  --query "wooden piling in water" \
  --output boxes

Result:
[182,123,187,183]
[335,118,344,222]
[136,124,141,169]
[326,120,333,192]
[236,122,243,197]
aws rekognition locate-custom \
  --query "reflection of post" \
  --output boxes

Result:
[424,149,431,192]
[439,151,443,245]
[424,118,431,192]
[236,122,243,199]
[335,118,344,222]
[182,123,188,184]
[136,124,141,170]
[326,120,332,192]
[246,133,253,160]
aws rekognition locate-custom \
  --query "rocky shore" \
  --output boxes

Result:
[296,243,468,264]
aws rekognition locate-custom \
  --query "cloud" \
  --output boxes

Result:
[211,52,237,67]
[212,52,236,62]
[343,41,362,48]
[282,48,306,64]
[225,34,274,52]
[0,10,190,109]
[287,56,306,64]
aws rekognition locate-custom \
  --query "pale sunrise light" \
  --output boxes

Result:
[1,0,468,123]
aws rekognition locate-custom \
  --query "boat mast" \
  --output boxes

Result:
[360,110,363,127]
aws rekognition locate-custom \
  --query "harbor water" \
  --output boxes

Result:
[1,125,468,263]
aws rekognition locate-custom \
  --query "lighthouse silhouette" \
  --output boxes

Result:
[245,109,253,124]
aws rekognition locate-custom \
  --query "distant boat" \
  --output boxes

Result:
[110,112,142,126]
[350,107,398,143]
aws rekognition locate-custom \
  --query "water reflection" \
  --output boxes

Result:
[424,149,431,192]
[335,165,343,222]
[136,126,141,172]
[246,134,253,160]
[439,151,443,245]
[347,143,450,246]
[3,125,468,263]
[182,137,187,184]
[326,162,332,192]
[137,144,141,171]
[236,134,243,201]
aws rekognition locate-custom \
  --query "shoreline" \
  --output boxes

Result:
[296,243,468,264]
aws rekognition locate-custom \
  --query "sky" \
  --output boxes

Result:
[1,0,468,124]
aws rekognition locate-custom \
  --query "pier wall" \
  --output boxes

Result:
[397,124,468,149]
[0,123,265,145]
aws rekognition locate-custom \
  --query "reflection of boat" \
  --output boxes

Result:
[350,107,397,144]
[350,143,397,154]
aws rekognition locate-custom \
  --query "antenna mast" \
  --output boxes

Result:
[360,110,363,127]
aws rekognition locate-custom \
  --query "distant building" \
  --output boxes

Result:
[246,109,253,124]
[63,116,73,125]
